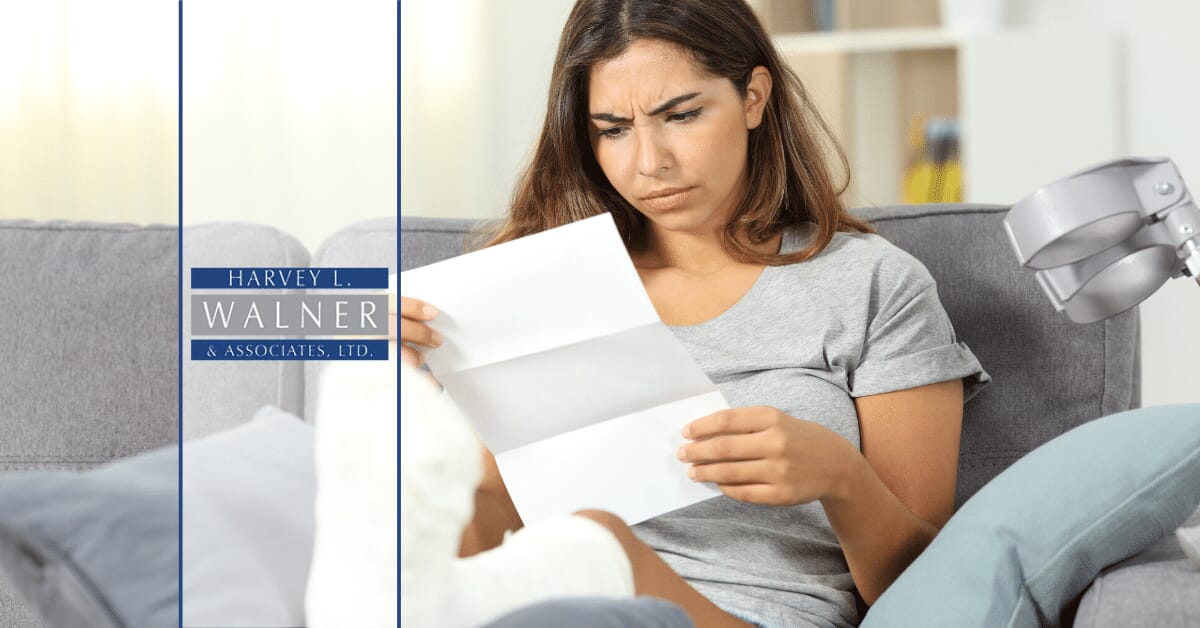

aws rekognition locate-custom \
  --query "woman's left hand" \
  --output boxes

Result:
[678,406,859,507]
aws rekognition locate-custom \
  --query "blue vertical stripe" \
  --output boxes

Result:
[396,1,403,622]
[176,2,184,626]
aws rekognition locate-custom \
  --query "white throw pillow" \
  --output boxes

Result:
[182,405,316,627]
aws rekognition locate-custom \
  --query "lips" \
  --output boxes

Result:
[640,187,694,211]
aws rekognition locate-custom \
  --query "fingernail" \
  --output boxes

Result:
[681,425,692,439]
[687,466,697,479]
[676,446,687,461]
[422,304,438,318]
[431,330,443,346]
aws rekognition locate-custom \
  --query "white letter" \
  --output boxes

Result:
[244,302,264,329]
[227,269,243,288]
[301,300,322,329]
[202,301,235,329]
[335,301,349,329]
[274,299,289,329]
[361,300,378,330]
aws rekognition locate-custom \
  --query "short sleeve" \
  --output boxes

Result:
[848,279,990,401]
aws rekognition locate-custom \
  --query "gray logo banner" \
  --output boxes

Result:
[191,294,389,336]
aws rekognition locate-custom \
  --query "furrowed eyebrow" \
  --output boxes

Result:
[589,92,701,123]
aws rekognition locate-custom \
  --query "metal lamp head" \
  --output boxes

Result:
[1004,157,1200,323]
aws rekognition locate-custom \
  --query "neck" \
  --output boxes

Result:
[634,224,782,274]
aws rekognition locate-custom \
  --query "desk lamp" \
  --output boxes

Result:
[1004,157,1200,323]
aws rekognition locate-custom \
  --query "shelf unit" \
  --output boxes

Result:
[761,22,1120,207]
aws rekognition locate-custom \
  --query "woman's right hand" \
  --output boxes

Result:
[396,296,443,367]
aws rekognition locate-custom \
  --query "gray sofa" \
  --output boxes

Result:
[0,216,396,627]
[400,204,1199,627]
[0,206,1193,626]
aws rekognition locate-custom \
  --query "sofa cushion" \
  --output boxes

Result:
[861,403,1200,628]
[183,222,310,439]
[305,217,397,424]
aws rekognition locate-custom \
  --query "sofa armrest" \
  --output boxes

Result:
[1074,509,1200,627]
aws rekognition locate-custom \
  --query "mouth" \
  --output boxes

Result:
[639,187,695,211]
[641,187,694,201]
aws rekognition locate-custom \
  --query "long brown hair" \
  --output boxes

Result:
[484,0,873,264]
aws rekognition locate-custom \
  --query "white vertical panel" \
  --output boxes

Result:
[187,0,397,252]
[959,31,1120,204]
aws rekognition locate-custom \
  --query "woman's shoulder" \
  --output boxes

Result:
[786,225,929,273]
[780,225,935,291]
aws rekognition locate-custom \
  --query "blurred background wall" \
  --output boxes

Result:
[0,0,177,225]
[399,0,1199,407]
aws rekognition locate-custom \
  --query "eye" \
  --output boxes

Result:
[597,126,628,140]
[666,107,702,123]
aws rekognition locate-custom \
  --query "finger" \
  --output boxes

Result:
[686,460,775,485]
[399,296,439,321]
[677,433,765,464]
[717,484,787,506]
[683,407,775,440]
[388,311,397,340]
[400,318,442,348]
[401,345,424,367]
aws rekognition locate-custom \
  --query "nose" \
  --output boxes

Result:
[635,128,671,177]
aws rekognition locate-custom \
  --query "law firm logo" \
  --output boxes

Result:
[190,267,389,360]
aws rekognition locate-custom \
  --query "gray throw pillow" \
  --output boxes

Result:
[0,405,316,628]
[0,446,178,628]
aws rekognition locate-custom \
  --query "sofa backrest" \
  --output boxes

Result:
[399,205,1141,507]
[0,221,178,470]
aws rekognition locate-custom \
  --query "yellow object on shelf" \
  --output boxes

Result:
[904,161,962,203]
[902,116,963,204]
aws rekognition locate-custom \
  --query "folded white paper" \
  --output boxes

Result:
[400,214,724,524]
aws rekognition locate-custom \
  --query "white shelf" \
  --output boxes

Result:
[773,28,960,56]
[772,29,1120,207]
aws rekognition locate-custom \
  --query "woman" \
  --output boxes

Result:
[400,0,989,626]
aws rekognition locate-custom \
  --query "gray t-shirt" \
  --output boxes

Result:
[632,225,990,628]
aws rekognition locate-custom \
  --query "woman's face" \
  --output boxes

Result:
[587,38,770,238]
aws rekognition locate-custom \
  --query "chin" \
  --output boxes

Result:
[641,207,722,235]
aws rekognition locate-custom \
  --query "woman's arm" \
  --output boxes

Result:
[679,378,964,606]
[827,378,964,605]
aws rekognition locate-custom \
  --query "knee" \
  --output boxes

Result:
[572,509,638,552]
[573,509,628,533]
